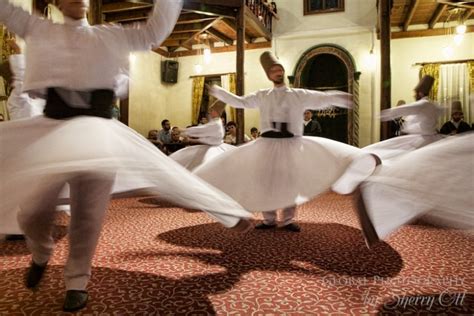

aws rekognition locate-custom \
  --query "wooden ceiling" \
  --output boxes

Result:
[30,0,472,54]
[390,0,474,38]
[101,0,277,57]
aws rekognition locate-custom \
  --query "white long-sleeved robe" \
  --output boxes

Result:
[0,0,251,232]
[194,85,364,212]
[6,54,45,120]
[170,119,235,171]
[362,97,446,162]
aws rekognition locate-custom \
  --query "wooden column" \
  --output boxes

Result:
[379,0,391,141]
[235,1,245,145]
[88,0,102,25]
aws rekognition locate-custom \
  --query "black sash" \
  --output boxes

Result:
[261,122,294,138]
[44,88,114,119]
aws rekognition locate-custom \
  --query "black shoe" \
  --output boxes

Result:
[282,223,301,232]
[5,234,25,241]
[355,187,380,249]
[63,290,89,312]
[255,222,277,230]
[25,261,47,289]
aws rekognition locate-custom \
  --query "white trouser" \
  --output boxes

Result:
[18,172,114,291]
[262,207,296,226]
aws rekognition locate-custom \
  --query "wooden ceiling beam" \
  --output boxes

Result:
[102,2,152,13]
[403,0,420,32]
[185,0,242,8]
[182,2,236,19]
[222,18,252,43]
[206,28,234,45]
[392,25,474,39]
[462,9,473,21]
[177,13,217,24]
[104,8,151,23]
[180,17,224,50]
[159,41,271,58]
[172,22,210,33]
[428,4,447,29]
[153,48,170,57]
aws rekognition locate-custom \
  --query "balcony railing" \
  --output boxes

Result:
[245,0,278,33]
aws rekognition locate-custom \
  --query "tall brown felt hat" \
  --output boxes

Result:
[260,51,284,78]
[451,100,463,114]
[414,75,434,95]
[0,61,12,85]
[208,99,226,116]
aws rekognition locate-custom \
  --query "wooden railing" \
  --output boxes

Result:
[245,0,278,33]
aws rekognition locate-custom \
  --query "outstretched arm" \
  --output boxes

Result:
[296,89,353,110]
[379,100,426,121]
[0,0,44,38]
[123,0,183,51]
[208,84,260,109]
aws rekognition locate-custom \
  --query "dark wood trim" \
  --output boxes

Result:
[182,2,236,19]
[392,25,474,39]
[428,4,447,29]
[379,0,391,141]
[119,98,129,126]
[189,72,236,78]
[303,0,344,16]
[207,28,234,45]
[180,17,223,50]
[187,0,243,8]
[462,9,473,21]
[153,41,271,58]
[414,59,474,66]
[236,2,245,145]
[403,0,420,32]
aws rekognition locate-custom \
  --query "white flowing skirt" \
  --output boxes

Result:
[362,134,444,164]
[360,132,474,239]
[0,116,252,234]
[193,136,364,212]
[170,143,236,171]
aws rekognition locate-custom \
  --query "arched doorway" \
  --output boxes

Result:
[293,45,360,146]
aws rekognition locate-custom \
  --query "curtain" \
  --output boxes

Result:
[191,76,205,125]
[420,63,440,101]
[221,73,237,122]
[437,63,471,125]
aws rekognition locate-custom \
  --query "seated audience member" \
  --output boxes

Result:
[158,119,172,144]
[440,101,471,135]
[147,129,162,148]
[163,127,186,154]
[303,110,322,136]
[224,121,251,145]
[250,127,260,140]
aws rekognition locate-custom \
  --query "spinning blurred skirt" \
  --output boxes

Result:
[0,116,252,234]
[193,136,364,212]
[170,143,236,171]
[362,134,444,164]
[360,132,474,239]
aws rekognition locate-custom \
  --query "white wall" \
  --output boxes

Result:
[390,33,474,105]
[130,48,270,137]
[273,0,377,36]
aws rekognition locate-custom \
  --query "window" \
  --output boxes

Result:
[304,0,344,15]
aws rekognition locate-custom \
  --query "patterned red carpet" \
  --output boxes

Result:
[1,193,473,315]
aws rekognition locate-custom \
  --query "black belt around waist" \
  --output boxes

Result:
[261,130,294,138]
[261,122,294,138]
[44,88,115,119]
